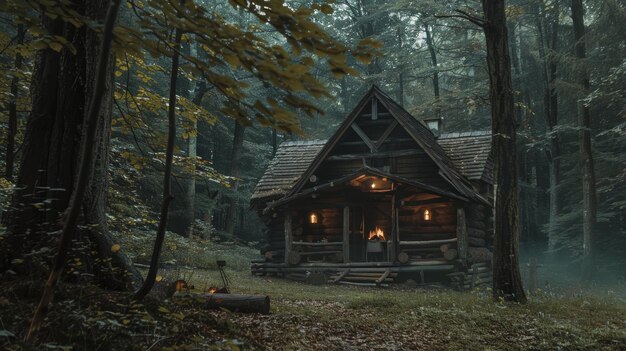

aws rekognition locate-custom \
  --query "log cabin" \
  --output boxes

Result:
[250,86,494,288]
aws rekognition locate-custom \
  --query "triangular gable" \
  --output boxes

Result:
[287,85,487,204]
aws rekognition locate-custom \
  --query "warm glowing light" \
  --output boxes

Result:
[371,182,376,189]
[208,287,218,294]
[310,213,318,224]
[424,209,431,221]
[368,227,386,240]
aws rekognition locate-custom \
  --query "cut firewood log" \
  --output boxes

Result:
[287,251,301,265]
[172,292,270,314]
[443,249,458,261]
[397,252,409,263]
[440,244,450,253]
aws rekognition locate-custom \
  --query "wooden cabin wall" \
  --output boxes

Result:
[462,196,494,264]
[398,201,457,260]
[264,216,285,262]
[316,159,362,184]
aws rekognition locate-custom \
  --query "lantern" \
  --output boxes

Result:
[423,209,431,221]
[310,212,318,224]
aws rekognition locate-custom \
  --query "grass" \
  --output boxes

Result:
[164,263,626,351]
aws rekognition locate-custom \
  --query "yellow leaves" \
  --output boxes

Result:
[157,306,170,313]
[223,53,240,69]
[156,275,163,282]
[122,319,131,325]
[320,4,334,15]
[111,244,121,253]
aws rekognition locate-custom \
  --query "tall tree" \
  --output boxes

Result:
[25,0,123,340]
[2,0,140,288]
[133,0,184,300]
[224,120,245,237]
[5,24,24,180]
[535,0,562,252]
[481,0,527,302]
[571,0,597,281]
[423,22,441,118]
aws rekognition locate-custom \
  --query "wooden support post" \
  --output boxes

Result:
[343,206,350,263]
[456,206,468,264]
[390,190,396,262]
[285,213,293,265]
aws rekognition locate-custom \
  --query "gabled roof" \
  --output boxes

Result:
[251,86,492,206]
[438,131,493,184]
[285,85,487,204]
[250,140,325,201]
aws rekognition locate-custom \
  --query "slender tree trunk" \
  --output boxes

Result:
[133,1,184,300]
[224,121,245,237]
[424,24,440,118]
[25,0,123,340]
[5,24,25,180]
[167,42,194,237]
[571,0,596,282]
[482,0,527,303]
[546,2,561,253]
[396,27,404,107]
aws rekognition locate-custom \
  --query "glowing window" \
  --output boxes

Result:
[423,209,431,221]
[310,213,318,224]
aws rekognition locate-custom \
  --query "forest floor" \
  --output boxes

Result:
[1,237,625,350]
[175,267,626,351]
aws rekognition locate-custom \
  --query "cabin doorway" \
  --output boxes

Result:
[348,202,393,263]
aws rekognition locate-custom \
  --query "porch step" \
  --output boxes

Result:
[329,269,397,286]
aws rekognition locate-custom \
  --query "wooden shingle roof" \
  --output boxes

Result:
[250,140,325,201]
[438,131,493,184]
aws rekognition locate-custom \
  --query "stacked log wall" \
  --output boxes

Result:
[464,201,493,263]
[397,202,456,261]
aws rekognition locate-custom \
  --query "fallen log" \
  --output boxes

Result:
[172,292,270,314]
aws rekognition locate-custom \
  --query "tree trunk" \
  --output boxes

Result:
[224,120,245,237]
[571,0,596,282]
[396,27,404,107]
[424,23,440,118]
[5,24,25,180]
[25,0,123,340]
[167,42,195,237]
[536,1,562,252]
[133,1,184,300]
[2,0,141,290]
[482,0,527,303]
